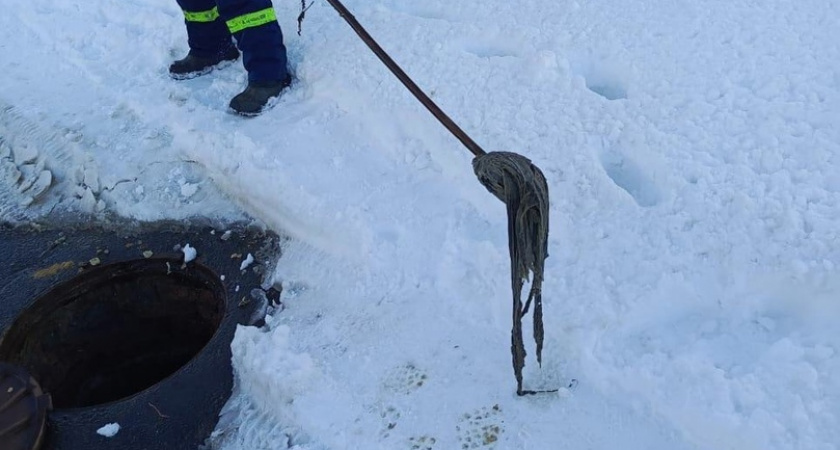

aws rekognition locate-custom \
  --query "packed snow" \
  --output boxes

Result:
[2,0,839,449]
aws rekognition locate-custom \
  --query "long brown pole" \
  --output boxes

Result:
[323,0,487,157]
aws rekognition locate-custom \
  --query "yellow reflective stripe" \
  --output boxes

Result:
[183,7,219,22]
[226,7,276,33]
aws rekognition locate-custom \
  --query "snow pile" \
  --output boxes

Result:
[2,0,839,449]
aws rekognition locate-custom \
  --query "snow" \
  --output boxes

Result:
[181,243,198,263]
[96,423,121,438]
[2,0,840,449]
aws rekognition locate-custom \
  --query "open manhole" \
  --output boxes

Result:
[0,223,279,449]
[0,258,225,410]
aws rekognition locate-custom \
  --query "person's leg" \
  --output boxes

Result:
[170,0,239,79]
[175,0,237,58]
[215,0,291,115]
[216,0,289,83]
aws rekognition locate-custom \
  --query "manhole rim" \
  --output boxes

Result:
[0,257,230,412]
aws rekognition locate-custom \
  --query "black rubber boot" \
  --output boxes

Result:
[229,76,292,117]
[169,47,240,80]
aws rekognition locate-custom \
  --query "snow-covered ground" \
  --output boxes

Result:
[3,0,840,448]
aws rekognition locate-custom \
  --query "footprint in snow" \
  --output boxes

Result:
[599,148,661,207]
[461,37,521,59]
[456,404,505,449]
[376,363,435,446]
[377,405,440,449]
[570,57,629,100]
[382,363,429,396]
[408,434,437,450]
[378,404,402,440]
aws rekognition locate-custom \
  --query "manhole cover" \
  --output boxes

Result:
[0,363,51,450]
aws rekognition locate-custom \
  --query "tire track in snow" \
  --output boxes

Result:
[0,101,106,222]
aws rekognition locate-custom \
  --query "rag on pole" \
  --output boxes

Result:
[321,0,552,395]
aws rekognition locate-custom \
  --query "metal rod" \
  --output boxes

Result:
[323,0,487,157]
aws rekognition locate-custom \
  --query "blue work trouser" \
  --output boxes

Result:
[175,0,288,83]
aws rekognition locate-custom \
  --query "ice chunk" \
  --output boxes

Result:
[96,423,120,437]
[79,187,97,213]
[240,253,254,271]
[0,159,21,185]
[180,182,199,198]
[182,243,197,262]
[20,169,52,200]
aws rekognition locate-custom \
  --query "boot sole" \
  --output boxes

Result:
[169,58,239,81]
